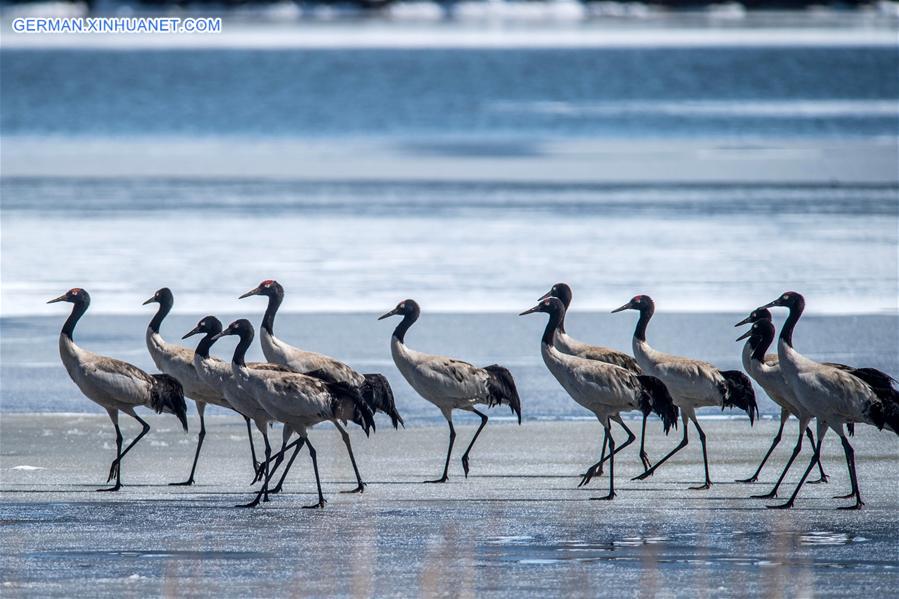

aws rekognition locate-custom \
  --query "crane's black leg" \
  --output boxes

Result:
[689,419,712,490]
[333,422,366,493]
[98,412,123,492]
[268,437,306,495]
[633,413,689,481]
[245,417,262,483]
[806,427,829,484]
[461,409,489,478]
[591,424,616,500]
[639,413,652,471]
[107,412,151,484]
[768,423,827,509]
[238,434,272,508]
[171,402,205,486]
[424,415,455,483]
[579,427,608,487]
[835,435,864,509]
[581,418,637,487]
[737,409,787,483]
[752,423,806,499]
[302,438,327,509]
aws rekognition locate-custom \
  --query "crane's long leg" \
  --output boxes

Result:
[752,416,809,499]
[689,417,712,490]
[424,412,455,483]
[633,411,689,481]
[245,416,262,483]
[638,413,652,471]
[171,402,206,486]
[106,410,151,484]
[835,434,864,509]
[461,409,489,478]
[268,437,307,495]
[806,426,829,484]
[302,438,327,509]
[580,416,636,487]
[591,420,616,501]
[238,430,272,508]
[98,409,123,492]
[579,426,608,487]
[769,420,828,510]
[332,421,366,494]
[737,408,788,483]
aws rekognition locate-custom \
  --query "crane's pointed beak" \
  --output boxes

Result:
[519,304,541,316]
[736,329,753,342]
[238,287,261,299]
[611,302,631,313]
[47,294,67,304]
[378,308,399,320]
[734,314,753,327]
[538,289,553,301]
[761,298,782,309]
[142,296,157,305]
[182,325,201,340]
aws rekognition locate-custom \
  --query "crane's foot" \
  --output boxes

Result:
[639,451,652,471]
[96,483,121,492]
[302,498,327,509]
[340,483,366,494]
[837,499,864,510]
[461,456,471,478]
[168,479,195,486]
[106,461,120,483]
[423,476,448,484]
[578,465,602,488]
[751,489,778,499]
[735,475,758,483]
[632,470,653,481]
[833,492,855,499]
[235,496,262,508]
[251,463,266,485]
[808,474,829,485]
[590,492,616,501]
[767,500,794,510]
[689,482,712,491]
[267,484,283,495]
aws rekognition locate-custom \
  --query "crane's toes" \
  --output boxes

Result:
[631,471,652,481]
[833,492,855,499]
[423,477,448,484]
[235,499,261,508]
[808,475,829,485]
[689,482,712,491]
[96,484,121,492]
[267,485,283,495]
[340,483,366,494]
[751,490,777,499]
[735,476,758,484]
[590,492,616,501]
[169,479,195,487]
[302,499,327,509]
[837,500,864,511]
[766,501,794,510]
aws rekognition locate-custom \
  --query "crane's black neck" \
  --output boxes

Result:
[393,309,420,344]
[195,334,215,359]
[751,332,773,362]
[542,307,564,346]
[262,292,282,335]
[633,305,654,342]
[779,299,804,348]
[232,330,253,367]
[61,301,89,340]
[148,295,173,333]
[557,308,567,334]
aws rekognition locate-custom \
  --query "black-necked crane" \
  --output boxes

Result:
[613,295,758,489]
[379,299,521,483]
[239,279,403,493]
[213,319,375,508]
[735,314,828,493]
[143,287,260,485]
[761,291,899,509]
[48,288,188,491]
[540,282,657,472]
[520,297,677,499]
[182,315,289,488]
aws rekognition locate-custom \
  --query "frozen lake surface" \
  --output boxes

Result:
[1,415,897,597]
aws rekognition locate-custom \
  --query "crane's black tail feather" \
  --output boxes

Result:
[720,370,758,425]
[853,368,899,435]
[362,373,404,429]
[484,365,522,424]
[149,374,188,432]
[636,375,678,434]
[328,381,376,437]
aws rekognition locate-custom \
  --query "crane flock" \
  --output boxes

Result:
[48,282,898,510]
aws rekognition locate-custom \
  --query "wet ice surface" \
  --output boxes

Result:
[1,415,897,596]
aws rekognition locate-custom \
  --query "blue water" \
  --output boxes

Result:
[2,47,897,138]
